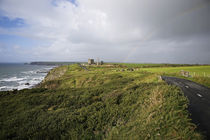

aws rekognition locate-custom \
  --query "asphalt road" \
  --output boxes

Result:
[78,63,89,71]
[161,76,210,139]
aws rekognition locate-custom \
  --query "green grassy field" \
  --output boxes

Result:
[141,65,210,76]
[139,65,210,87]
[0,64,204,139]
[116,63,198,68]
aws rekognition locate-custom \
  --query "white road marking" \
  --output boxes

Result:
[197,94,203,97]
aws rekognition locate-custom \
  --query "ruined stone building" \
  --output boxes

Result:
[88,59,94,65]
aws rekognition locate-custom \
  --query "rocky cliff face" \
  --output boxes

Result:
[44,66,67,82]
[38,66,68,89]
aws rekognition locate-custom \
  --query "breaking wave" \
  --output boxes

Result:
[0,65,54,91]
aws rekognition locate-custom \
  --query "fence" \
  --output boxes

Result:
[190,72,210,78]
[180,70,210,78]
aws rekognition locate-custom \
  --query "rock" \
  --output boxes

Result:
[13,89,18,94]
[126,68,134,71]
[25,83,30,86]
[158,76,163,80]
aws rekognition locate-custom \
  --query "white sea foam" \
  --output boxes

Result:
[0,65,54,91]
[0,86,17,91]
[17,84,29,90]
[21,70,37,74]
[18,80,28,84]
[0,75,45,91]
[0,86,7,90]
[32,77,44,81]
[17,77,43,89]
[0,77,26,82]
[44,67,54,70]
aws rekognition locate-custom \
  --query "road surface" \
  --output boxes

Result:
[78,63,89,71]
[161,76,210,139]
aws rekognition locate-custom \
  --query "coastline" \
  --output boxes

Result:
[0,64,56,92]
[33,66,58,89]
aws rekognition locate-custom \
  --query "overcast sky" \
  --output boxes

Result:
[0,0,209,63]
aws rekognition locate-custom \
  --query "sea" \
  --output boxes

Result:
[0,63,55,91]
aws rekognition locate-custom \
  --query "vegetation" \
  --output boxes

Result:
[140,65,210,87]
[0,64,204,139]
[116,63,201,68]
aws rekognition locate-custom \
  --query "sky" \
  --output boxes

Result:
[0,0,209,63]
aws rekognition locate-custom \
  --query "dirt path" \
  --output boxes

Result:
[161,76,210,139]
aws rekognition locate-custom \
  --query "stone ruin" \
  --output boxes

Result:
[88,59,94,65]
[88,58,104,65]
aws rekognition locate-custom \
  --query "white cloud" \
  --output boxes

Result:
[0,0,209,63]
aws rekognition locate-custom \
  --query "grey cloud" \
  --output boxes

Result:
[0,0,209,63]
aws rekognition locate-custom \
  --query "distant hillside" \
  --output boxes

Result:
[30,61,79,66]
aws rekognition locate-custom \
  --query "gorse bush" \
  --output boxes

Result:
[0,64,203,139]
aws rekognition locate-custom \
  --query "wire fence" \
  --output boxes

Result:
[191,72,210,77]
[180,70,210,78]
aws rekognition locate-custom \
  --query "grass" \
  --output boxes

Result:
[141,66,210,76]
[140,65,210,87]
[116,63,198,68]
[0,64,204,139]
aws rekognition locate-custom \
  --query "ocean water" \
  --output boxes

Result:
[0,63,55,91]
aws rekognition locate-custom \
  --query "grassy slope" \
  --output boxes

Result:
[0,64,203,139]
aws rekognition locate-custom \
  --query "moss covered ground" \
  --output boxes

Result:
[0,64,204,139]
